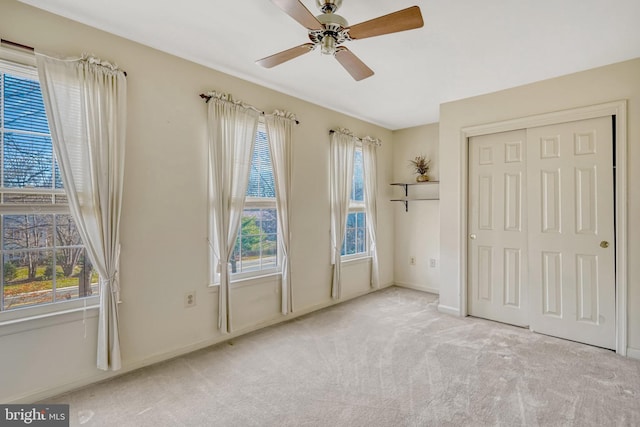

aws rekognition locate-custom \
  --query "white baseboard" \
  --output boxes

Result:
[627,347,640,360]
[9,283,393,404]
[10,338,224,404]
[437,304,461,316]
[394,281,439,295]
[11,371,114,404]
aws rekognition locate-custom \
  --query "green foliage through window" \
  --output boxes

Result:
[230,124,278,275]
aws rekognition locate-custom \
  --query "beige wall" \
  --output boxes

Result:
[0,0,395,403]
[391,124,440,293]
[438,58,640,356]
[2,0,639,405]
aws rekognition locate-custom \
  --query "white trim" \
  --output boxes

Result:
[461,101,627,137]
[341,252,370,263]
[627,347,640,361]
[0,205,71,214]
[244,197,277,209]
[0,56,36,78]
[208,271,282,290]
[229,266,280,282]
[0,45,35,66]
[0,302,98,326]
[0,293,99,319]
[231,271,281,288]
[341,255,372,265]
[459,100,628,356]
[4,281,393,404]
[438,304,461,316]
[613,102,628,356]
[0,56,92,321]
[340,145,368,260]
[459,118,470,319]
[394,281,439,295]
[0,300,99,337]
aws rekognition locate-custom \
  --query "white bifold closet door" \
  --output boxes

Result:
[468,129,529,327]
[468,117,616,349]
[526,117,615,349]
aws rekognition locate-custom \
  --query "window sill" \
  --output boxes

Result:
[0,297,100,337]
[341,255,372,265]
[209,271,282,290]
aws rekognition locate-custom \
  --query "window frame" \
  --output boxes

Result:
[230,196,281,281]
[0,50,98,323]
[341,143,369,261]
[210,119,281,285]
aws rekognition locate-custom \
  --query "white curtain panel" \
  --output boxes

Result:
[329,129,356,299]
[36,53,126,371]
[265,111,296,314]
[207,92,259,333]
[362,138,380,288]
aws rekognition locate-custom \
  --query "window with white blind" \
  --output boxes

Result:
[342,145,368,258]
[230,122,279,277]
[0,58,97,314]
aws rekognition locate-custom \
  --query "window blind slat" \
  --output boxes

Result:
[2,74,50,134]
[0,60,96,314]
[246,126,275,198]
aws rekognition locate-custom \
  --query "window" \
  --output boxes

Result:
[341,145,367,258]
[0,59,97,313]
[230,122,279,277]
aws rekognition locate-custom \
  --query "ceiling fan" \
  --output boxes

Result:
[256,0,424,81]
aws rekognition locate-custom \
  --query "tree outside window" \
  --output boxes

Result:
[0,64,97,311]
[342,146,367,257]
[230,123,279,276]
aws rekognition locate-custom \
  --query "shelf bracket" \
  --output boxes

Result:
[403,184,408,211]
[390,181,440,213]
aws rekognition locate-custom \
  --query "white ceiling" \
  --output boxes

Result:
[18,0,640,130]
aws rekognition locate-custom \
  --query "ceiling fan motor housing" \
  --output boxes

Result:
[309,12,350,55]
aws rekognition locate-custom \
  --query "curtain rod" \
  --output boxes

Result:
[1,39,33,52]
[199,93,300,124]
[1,39,128,77]
[329,129,382,145]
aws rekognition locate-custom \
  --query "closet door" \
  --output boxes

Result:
[526,117,615,349]
[468,130,528,327]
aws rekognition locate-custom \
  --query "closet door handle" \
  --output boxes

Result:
[600,241,609,248]
[470,234,477,240]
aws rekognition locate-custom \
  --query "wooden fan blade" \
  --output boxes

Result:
[271,0,323,30]
[256,43,315,68]
[334,47,374,81]
[348,6,424,40]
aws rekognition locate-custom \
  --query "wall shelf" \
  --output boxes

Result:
[390,181,439,212]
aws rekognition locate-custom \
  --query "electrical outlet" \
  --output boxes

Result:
[409,256,416,266]
[430,258,437,268]
[184,291,196,308]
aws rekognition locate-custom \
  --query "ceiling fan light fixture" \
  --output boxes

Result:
[320,35,336,55]
[316,0,342,14]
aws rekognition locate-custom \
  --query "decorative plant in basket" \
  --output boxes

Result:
[409,155,431,182]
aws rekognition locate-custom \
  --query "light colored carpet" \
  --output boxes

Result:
[48,287,640,426]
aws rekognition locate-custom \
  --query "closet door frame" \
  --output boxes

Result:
[458,100,628,355]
